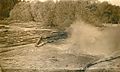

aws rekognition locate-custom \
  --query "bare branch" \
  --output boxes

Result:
[82,55,120,72]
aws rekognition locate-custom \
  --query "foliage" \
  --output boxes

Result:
[0,0,19,19]
[96,1,120,24]
[7,0,120,28]
[9,2,33,21]
[75,0,102,26]
[30,1,55,26]
[53,1,76,29]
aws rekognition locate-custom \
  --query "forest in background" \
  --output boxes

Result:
[0,0,19,19]
[0,0,120,28]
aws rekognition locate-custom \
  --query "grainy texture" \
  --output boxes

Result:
[0,0,120,72]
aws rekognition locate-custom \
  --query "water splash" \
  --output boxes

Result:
[67,20,120,57]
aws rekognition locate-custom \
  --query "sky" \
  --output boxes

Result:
[21,0,120,6]
[98,0,120,6]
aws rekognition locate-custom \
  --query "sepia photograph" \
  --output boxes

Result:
[0,0,120,72]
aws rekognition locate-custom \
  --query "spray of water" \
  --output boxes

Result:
[66,20,120,57]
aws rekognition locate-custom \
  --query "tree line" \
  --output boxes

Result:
[0,0,120,27]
